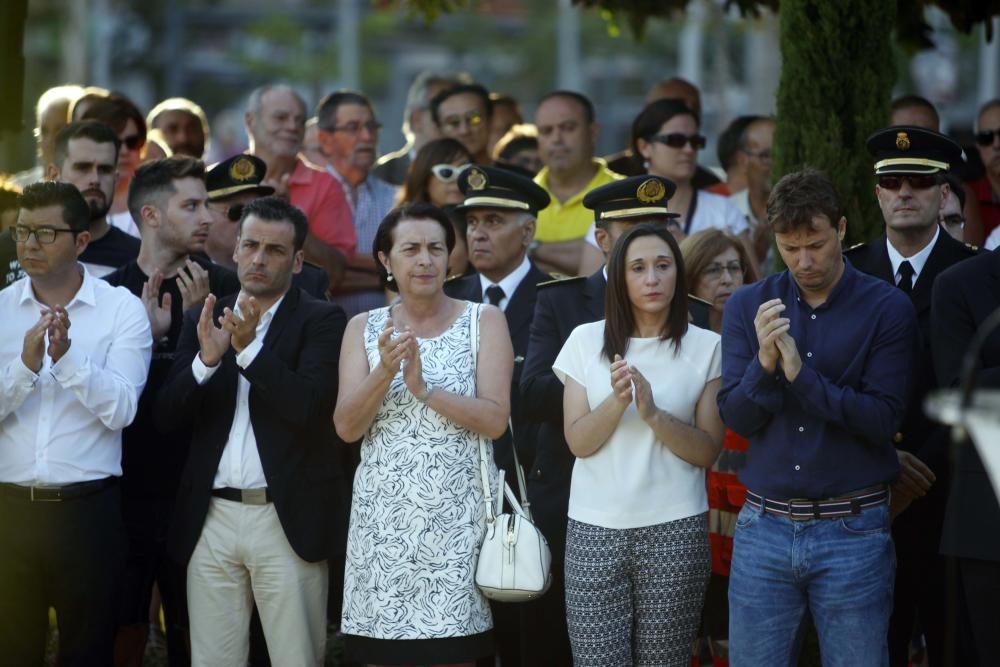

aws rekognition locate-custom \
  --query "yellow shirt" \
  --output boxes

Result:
[534,159,623,243]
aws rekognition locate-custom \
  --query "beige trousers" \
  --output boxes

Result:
[187,497,328,667]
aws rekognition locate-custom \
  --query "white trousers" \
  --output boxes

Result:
[187,497,328,667]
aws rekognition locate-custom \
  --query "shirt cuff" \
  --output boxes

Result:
[49,345,85,385]
[236,338,264,370]
[192,354,220,385]
[13,356,40,387]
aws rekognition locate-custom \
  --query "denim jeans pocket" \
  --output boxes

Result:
[735,503,760,529]
[837,504,889,536]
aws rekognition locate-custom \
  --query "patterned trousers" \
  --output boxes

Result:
[564,514,710,667]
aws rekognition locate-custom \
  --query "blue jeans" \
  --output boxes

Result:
[728,500,894,667]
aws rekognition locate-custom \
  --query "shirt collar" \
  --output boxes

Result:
[885,225,939,285]
[19,263,95,308]
[785,258,856,310]
[479,254,532,309]
[536,158,616,207]
[289,157,316,185]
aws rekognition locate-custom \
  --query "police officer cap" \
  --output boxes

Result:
[866,125,962,176]
[456,165,550,214]
[206,154,275,200]
[583,175,678,223]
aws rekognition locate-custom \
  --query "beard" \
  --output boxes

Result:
[84,191,111,222]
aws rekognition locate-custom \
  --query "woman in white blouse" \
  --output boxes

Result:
[553,223,725,666]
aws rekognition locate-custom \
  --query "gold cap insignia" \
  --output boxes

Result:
[466,168,487,191]
[230,157,256,182]
[636,178,666,204]
[895,132,910,151]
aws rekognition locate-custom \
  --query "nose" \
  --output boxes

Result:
[644,267,659,284]
[719,268,735,285]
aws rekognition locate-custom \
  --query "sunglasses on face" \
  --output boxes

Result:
[975,128,1000,146]
[431,163,470,182]
[942,214,965,227]
[121,134,144,151]
[209,202,245,222]
[877,174,941,190]
[650,133,706,150]
[441,111,484,132]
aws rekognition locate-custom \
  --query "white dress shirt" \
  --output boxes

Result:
[191,293,285,490]
[886,225,939,288]
[478,255,532,312]
[0,268,151,484]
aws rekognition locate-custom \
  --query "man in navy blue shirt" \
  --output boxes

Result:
[718,168,916,665]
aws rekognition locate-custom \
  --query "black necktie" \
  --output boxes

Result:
[897,260,914,296]
[485,285,505,306]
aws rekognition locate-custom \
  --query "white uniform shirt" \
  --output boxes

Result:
[0,268,151,484]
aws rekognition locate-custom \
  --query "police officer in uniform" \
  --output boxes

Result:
[517,174,709,666]
[845,125,976,667]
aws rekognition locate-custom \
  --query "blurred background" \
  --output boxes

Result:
[1,0,998,173]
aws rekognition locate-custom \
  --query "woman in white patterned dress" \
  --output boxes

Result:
[334,203,512,667]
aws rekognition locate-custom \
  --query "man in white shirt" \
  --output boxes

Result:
[0,181,151,665]
[155,196,348,667]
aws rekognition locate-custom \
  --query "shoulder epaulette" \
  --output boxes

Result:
[964,242,979,253]
[537,275,587,289]
[844,242,866,252]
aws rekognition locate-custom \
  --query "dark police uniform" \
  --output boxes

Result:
[845,125,975,667]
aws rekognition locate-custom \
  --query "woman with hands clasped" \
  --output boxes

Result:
[552,224,725,666]
[333,203,513,667]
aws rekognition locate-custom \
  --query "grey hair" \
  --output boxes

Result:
[246,83,307,117]
[401,70,472,136]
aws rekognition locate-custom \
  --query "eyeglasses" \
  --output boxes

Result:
[441,110,484,132]
[942,214,966,227]
[14,225,77,244]
[877,174,940,190]
[975,128,1000,146]
[209,202,245,222]
[327,121,382,135]
[121,134,144,151]
[650,133,706,150]
[431,163,470,182]
[702,261,743,280]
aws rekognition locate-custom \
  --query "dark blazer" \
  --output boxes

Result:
[156,287,349,565]
[444,261,550,478]
[931,249,1000,561]
[845,232,977,472]
[294,261,331,300]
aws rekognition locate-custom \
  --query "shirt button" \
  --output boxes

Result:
[806,352,813,358]
[795,465,801,471]
[798,426,805,432]
[810,314,817,320]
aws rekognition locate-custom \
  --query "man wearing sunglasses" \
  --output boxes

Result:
[970,99,1000,244]
[430,83,494,165]
[845,125,976,667]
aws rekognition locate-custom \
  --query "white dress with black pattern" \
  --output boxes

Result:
[341,302,497,661]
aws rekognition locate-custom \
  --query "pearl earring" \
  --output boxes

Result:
[386,272,394,282]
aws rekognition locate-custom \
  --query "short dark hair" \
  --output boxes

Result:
[603,223,688,362]
[717,115,765,171]
[53,120,122,166]
[430,84,493,127]
[538,90,595,125]
[239,196,309,251]
[943,173,966,209]
[767,168,843,234]
[315,90,373,130]
[128,156,206,224]
[891,94,940,127]
[18,181,91,233]
[493,124,538,163]
[631,98,698,158]
[372,203,456,293]
[79,93,147,146]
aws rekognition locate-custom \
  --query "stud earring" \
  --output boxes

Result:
[386,272,394,282]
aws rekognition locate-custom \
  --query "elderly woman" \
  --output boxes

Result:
[554,224,725,666]
[679,228,758,666]
[334,202,512,667]
[398,138,474,277]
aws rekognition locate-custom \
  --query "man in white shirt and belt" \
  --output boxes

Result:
[0,181,152,665]
[155,196,348,667]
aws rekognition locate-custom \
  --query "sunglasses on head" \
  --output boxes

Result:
[650,133,706,150]
[975,128,1000,146]
[121,134,144,151]
[431,163,470,182]
[877,174,940,190]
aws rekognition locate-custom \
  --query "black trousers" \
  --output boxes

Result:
[518,550,572,667]
[0,481,125,666]
[948,557,1000,666]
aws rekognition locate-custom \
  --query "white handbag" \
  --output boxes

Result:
[467,303,552,602]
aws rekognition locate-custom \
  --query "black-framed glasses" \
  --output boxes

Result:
[441,110,484,131]
[942,214,966,227]
[702,261,743,280]
[209,202,245,222]
[121,134,144,151]
[650,133,706,150]
[877,174,940,190]
[431,163,471,182]
[975,128,1000,146]
[328,121,382,135]
[14,225,78,244]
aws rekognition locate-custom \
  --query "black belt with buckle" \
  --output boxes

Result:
[0,476,118,503]
[211,487,272,505]
[745,485,889,521]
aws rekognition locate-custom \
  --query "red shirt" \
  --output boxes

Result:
[970,174,1000,239]
[289,158,356,259]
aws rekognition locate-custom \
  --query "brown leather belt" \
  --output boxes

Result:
[744,485,889,521]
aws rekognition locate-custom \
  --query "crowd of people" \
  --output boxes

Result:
[1,72,999,667]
